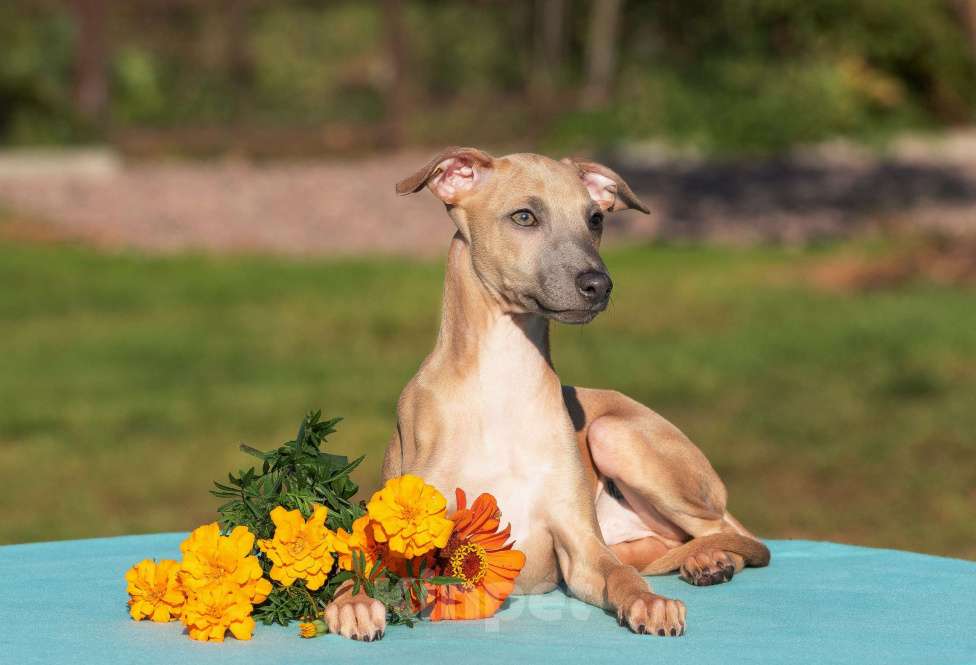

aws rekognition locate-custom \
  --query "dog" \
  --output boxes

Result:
[324,147,770,640]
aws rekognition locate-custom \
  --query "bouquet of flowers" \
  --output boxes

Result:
[124,411,525,642]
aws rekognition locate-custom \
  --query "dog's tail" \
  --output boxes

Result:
[637,533,771,576]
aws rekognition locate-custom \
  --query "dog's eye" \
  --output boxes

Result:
[511,210,538,227]
[588,212,604,230]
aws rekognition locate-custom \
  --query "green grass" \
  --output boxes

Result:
[1,231,974,560]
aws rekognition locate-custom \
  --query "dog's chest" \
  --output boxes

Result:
[406,317,581,590]
[450,399,559,539]
[437,325,574,556]
[443,407,564,591]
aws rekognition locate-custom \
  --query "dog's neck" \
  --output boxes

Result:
[431,234,555,384]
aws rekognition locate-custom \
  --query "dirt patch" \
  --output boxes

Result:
[1,134,975,257]
[0,152,457,257]
[811,234,976,292]
[0,211,83,246]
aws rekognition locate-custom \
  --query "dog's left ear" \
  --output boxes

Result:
[396,146,494,204]
[562,158,649,214]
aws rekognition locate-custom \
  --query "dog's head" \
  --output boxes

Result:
[396,147,649,324]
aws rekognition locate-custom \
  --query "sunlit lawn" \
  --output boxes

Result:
[2,224,974,559]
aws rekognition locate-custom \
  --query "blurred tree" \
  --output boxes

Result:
[3,0,975,153]
[70,0,109,126]
[383,0,409,147]
[581,0,622,109]
[530,0,566,104]
[955,0,976,59]
[226,0,256,113]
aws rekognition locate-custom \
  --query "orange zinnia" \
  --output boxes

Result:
[428,489,525,621]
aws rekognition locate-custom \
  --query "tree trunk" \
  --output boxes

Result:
[71,0,109,126]
[382,0,409,148]
[531,0,566,101]
[226,0,255,107]
[581,0,623,109]
[954,0,976,61]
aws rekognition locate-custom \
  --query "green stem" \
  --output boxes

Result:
[301,587,319,619]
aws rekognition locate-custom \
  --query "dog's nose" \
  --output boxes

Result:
[576,271,613,302]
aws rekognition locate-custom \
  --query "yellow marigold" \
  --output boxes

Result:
[179,523,271,603]
[366,475,453,558]
[298,619,327,638]
[257,504,336,590]
[181,582,255,642]
[124,558,185,622]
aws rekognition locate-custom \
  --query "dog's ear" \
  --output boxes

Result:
[562,158,649,214]
[396,147,495,204]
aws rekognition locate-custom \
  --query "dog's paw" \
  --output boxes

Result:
[617,592,685,636]
[679,548,738,587]
[324,586,386,641]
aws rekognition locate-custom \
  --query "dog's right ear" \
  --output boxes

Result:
[395,147,494,204]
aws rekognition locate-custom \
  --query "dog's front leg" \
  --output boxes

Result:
[551,519,686,636]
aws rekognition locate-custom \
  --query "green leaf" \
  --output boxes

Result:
[239,443,268,460]
[427,576,464,585]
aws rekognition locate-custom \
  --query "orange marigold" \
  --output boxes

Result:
[334,515,414,578]
[257,504,336,590]
[366,475,453,559]
[428,489,526,621]
[125,558,185,622]
[179,523,271,604]
[181,582,256,642]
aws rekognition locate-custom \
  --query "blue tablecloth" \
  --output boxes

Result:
[1,534,973,665]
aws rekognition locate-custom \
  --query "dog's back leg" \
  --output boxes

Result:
[566,386,770,586]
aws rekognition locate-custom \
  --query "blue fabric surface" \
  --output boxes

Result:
[1,534,974,665]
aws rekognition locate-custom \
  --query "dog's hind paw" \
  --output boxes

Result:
[679,548,738,587]
[618,592,685,636]
[324,585,386,641]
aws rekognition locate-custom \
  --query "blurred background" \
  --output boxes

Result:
[1,0,974,558]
